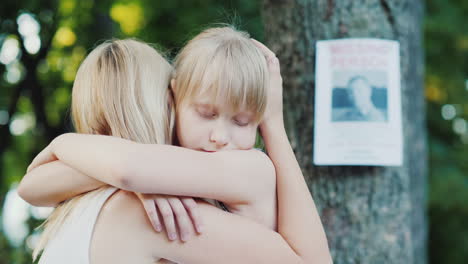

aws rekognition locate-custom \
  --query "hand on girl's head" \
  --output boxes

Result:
[250,39,284,123]
[136,193,203,242]
[251,39,278,62]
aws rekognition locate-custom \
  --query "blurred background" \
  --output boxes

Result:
[0,0,466,263]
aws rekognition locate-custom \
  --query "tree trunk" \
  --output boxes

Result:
[261,0,426,263]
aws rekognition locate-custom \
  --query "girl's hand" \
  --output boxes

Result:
[27,143,57,173]
[136,193,203,242]
[251,38,284,125]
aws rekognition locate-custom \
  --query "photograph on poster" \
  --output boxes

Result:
[314,38,403,166]
[331,71,388,122]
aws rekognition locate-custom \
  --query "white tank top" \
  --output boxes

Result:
[38,188,228,264]
[38,187,118,264]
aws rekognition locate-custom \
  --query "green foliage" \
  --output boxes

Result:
[426,0,468,263]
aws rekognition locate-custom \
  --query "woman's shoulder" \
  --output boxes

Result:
[98,189,160,237]
[95,189,141,220]
[103,189,139,208]
[91,190,168,263]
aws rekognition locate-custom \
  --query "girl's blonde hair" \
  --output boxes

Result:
[173,26,269,122]
[33,39,174,260]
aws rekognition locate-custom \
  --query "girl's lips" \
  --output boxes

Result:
[202,149,216,153]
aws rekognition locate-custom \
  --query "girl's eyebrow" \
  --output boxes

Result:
[194,102,213,107]
[233,112,255,120]
[194,101,255,116]
[235,111,254,116]
[193,102,217,110]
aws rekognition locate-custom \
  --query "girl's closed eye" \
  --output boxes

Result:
[196,105,217,119]
[233,115,252,127]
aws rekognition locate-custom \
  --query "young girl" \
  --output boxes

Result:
[21,27,331,263]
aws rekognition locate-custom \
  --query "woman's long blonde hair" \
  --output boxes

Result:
[33,39,174,260]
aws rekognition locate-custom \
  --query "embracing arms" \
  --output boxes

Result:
[18,140,275,237]
[21,130,330,263]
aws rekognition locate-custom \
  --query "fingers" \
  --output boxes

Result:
[168,197,193,242]
[137,194,201,242]
[155,197,178,241]
[251,38,276,59]
[139,195,162,232]
[181,197,203,234]
[251,38,281,74]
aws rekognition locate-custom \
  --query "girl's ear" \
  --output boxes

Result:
[170,79,176,93]
[168,79,175,110]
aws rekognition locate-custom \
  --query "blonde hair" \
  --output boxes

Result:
[33,39,174,260]
[173,26,269,122]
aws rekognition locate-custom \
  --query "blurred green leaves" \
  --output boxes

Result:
[426,0,468,263]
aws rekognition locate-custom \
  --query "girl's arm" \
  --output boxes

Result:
[28,137,275,206]
[18,161,105,207]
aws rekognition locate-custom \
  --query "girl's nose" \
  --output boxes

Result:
[209,123,229,148]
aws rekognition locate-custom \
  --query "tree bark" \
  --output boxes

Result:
[261,0,426,263]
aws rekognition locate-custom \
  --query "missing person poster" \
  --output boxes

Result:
[313,38,403,166]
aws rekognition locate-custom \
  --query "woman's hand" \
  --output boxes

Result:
[251,39,284,125]
[136,193,203,242]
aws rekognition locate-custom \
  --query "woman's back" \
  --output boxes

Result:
[38,187,117,263]
[37,186,176,263]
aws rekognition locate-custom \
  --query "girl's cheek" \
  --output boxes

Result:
[237,129,257,149]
